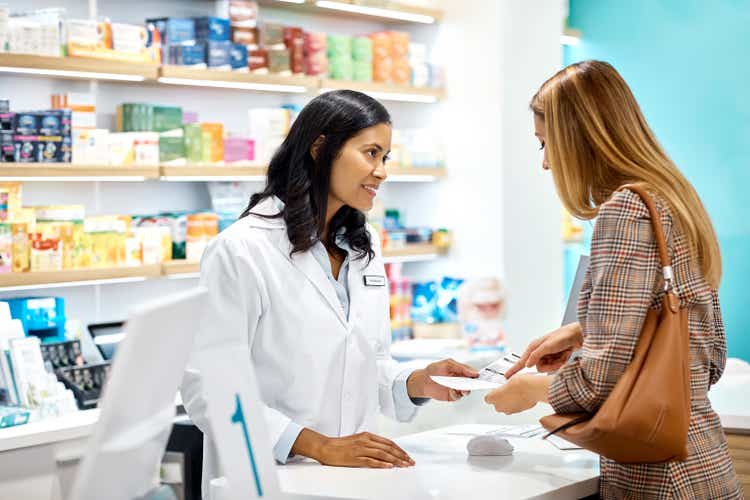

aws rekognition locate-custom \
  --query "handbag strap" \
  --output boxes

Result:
[618,184,675,293]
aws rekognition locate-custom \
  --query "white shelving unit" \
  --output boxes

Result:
[0,0,450,324]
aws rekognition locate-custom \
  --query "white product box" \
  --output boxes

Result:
[72,129,109,165]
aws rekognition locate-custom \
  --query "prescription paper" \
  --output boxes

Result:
[431,352,537,391]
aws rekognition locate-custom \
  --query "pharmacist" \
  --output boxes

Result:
[181,90,477,495]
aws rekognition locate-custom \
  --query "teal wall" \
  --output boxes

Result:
[565,0,750,360]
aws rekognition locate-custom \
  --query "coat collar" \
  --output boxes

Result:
[246,196,349,328]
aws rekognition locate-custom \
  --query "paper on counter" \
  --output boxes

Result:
[431,352,537,391]
[545,434,583,450]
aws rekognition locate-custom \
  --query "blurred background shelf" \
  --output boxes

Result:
[0,53,158,82]
[382,243,447,263]
[0,164,160,181]
[0,265,163,292]
[257,0,443,24]
[320,78,444,102]
[158,65,317,93]
[159,164,268,181]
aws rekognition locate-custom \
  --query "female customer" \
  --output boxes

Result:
[487,61,742,499]
[182,90,477,497]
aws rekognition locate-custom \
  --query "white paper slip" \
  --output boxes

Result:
[430,376,502,391]
[545,434,583,450]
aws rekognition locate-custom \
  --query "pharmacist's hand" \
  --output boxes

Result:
[407,359,479,401]
[317,432,415,468]
[505,322,583,378]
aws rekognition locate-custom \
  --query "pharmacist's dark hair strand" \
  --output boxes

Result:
[241,90,391,262]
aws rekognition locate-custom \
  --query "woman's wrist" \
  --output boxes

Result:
[531,375,553,404]
[291,428,328,461]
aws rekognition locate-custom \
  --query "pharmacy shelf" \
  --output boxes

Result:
[320,79,444,103]
[0,53,159,82]
[0,164,445,182]
[0,245,448,292]
[382,243,447,263]
[0,55,445,101]
[0,265,163,292]
[161,260,200,278]
[0,164,160,181]
[158,65,318,93]
[257,0,443,24]
[159,163,268,181]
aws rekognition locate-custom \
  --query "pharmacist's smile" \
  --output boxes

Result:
[362,184,379,197]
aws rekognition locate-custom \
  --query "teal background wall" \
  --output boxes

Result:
[565,0,750,360]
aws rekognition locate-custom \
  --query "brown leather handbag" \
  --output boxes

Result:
[540,185,691,463]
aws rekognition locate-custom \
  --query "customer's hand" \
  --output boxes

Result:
[484,374,551,414]
[293,428,415,468]
[407,358,479,401]
[505,322,583,378]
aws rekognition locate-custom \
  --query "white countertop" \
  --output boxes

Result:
[0,409,100,453]
[278,424,600,500]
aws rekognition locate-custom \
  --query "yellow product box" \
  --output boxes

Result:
[10,222,30,273]
[0,223,11,273]
[0,183,22,222]
[35,221,75,269]
[201,123,224,164]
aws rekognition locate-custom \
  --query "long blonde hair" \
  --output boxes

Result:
[531,60,722,288]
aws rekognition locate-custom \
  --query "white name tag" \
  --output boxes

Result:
[363,275,386,287]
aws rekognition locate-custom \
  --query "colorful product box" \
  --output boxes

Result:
[183,124,203,163]
[194,17,230,42]
[230,43,248,70]
[36,136,71,163]
[14,113,38,135]
[37,110,72,137]
[159,129,186,163]
[206,41,232,68]
[168,43,206,66]
[0,111,14,132]
[146,18,195,46]
[0,132,13,162]
[153,106,183,133]
[200,123,224,163]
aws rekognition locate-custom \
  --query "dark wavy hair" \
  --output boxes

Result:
[241,90,391,262]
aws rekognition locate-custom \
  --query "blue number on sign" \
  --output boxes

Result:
[231,394,264,497]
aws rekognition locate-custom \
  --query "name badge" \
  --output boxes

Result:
[363,275,386,287]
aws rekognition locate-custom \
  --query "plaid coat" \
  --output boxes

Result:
[548,188,743,499]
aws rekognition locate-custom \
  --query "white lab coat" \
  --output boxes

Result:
[181,197,419,497]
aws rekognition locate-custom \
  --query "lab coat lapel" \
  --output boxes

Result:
[278,234,349,329]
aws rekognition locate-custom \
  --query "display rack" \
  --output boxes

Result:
[0,54,444,102]
[0,265,162,292]
[256,0,443,24]
[0,244,448,291]
[0,164,446,183]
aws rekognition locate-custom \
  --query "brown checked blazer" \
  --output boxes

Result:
[549,188,742,499]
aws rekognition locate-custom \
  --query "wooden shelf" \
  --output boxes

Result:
[387,167,446,180]
[161,260,200,277]
[159,164,268,181]
[0,54,445,101]
[321,79,444,102]
[383,243,447,263]
[0,164,160,181]
[257,0,443,24]
[0,265,162,291]
[0,53,158,81]
[158,65,317,92]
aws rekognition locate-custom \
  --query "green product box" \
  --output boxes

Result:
[154,106,183,133]
[183,124,203,163]
[329,56,354,80]
[352,37,373,62]
[159,129,186,163]
[327,35,352,59]
[117,103,156,132]
[353,60,373,82]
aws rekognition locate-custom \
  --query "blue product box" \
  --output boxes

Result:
[6,297,67,343]
[0,132,13,162]
[14,113,38,135]
[194,16,230,42]
[13,136,37,163]
[230,43,248,70]
[169,43,207,66]
[0,406,30,428]
[207,41,232,68]
[146,18,196,46]
[38,110,71,137]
